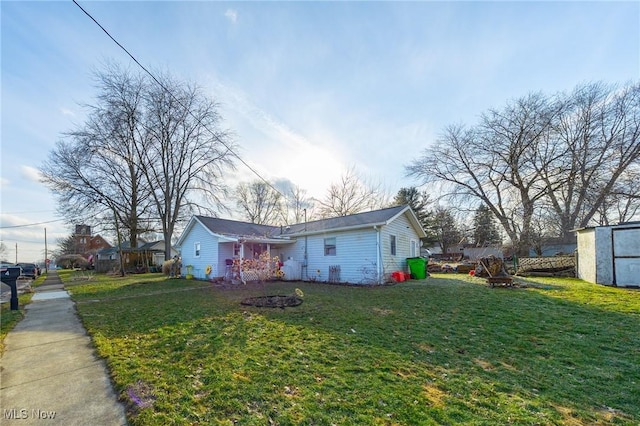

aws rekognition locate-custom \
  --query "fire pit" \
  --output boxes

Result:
[240,294,303,308]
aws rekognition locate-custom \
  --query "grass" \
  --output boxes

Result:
[0,274,46,353]
[61,272,640,424]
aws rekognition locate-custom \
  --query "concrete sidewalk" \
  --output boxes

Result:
[1,271,127,425]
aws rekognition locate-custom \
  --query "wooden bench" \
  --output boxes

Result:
[487,276,514,287]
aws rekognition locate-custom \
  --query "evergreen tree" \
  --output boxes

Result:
[472,204,502,245]
[428,206,463,255]
[393,187,437,247]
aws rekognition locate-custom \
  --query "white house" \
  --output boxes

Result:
[576,222,640,287]
[175,205,427,284]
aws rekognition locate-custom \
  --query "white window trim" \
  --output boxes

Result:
[324,237,337,256]
[194,242,201,258]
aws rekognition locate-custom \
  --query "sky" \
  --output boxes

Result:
[1,1,639,264]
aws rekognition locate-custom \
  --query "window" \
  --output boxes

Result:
[324,237,336,256]
[390,235,397,256]
[410,239,417,257]
[233,243,241,257]
[194,242,201,257]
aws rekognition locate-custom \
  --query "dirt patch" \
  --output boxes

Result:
[240,294,303,308]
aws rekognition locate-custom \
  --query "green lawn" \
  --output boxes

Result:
[64,272,639,425]
[0,274,46,353]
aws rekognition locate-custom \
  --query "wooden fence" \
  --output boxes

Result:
[514,255,576,277]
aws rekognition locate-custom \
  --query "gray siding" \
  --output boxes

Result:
[217,242,235,278]
[305,229,378,284]
[180,222,219,279]
[380,213,422,277]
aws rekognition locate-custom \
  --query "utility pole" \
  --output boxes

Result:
[44,227,48,274]
[15,242,18,263]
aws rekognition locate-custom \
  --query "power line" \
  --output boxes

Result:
[0,219,64,229]
[1,209,57,214]
[72,0,287,199]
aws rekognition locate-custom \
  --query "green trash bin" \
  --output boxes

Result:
[406,257,427,280]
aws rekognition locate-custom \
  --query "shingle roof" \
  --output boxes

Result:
[282,205,408,235]
[195,216,280,238]
[195,205,412,238]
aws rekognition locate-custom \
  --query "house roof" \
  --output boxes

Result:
[97,240,173,255]
[177,205,426,246]
[282,205,425,237]
[195,217,279,239]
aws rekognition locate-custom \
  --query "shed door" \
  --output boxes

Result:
[612,227,640,287]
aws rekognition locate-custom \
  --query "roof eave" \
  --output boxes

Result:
[285,221,389,237]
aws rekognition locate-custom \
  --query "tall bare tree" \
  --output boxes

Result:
[539,82,640,238]
[41,64,237,263]
[274,179,315,224]
[40,65,152,256]
[235,180,284,225]
[317,167,388,218]
[137,72,236,258]
[407,81,640,255]
[0,241,8,261]
[406,91,559,257]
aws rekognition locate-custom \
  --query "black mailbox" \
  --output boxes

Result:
[1,267,21,310]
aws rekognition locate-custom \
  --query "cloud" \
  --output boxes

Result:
[21,166,42,183]
[224,9,238,24]
[208,78,348,198]
[60,107,75,117]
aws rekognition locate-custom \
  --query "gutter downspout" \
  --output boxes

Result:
[303,209,308,280]
[374,225,382,284]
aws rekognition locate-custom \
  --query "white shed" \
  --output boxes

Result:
[576,222,640,287]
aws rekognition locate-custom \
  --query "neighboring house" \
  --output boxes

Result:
[176,205,427,284]
[464,245,503,261]
[529,239,577,257]
[426,244,503,261]
[576,222,640,287]
[71,224,112,264]
[96,239,178,273]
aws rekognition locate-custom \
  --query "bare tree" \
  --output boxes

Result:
[316,167,387,218]
[0,241,7,261]
[134,71,236,259]
[593,165,640,225]
[274,179,315,224]
[407,82,640,255]
[540,82,640,237]
[40,65,152,261]
[42,64,237,263]
[406,91,558,257]
[235,180,284,225]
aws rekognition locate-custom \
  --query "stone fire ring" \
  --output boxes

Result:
[240,295,303,308]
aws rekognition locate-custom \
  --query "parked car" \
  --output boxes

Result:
[15,262,38,279]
